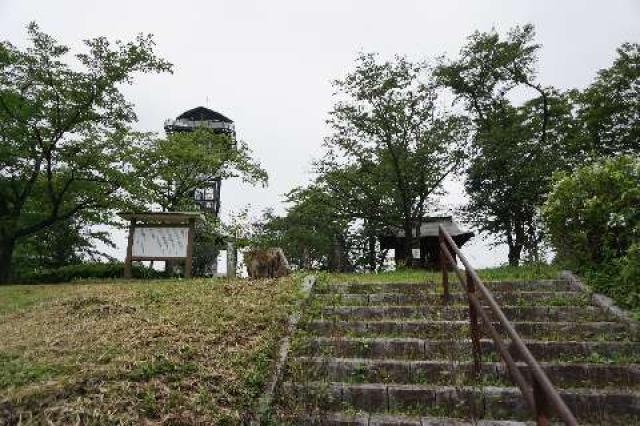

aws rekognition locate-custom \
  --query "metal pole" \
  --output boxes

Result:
[533,377,551,426]
[466,268,482,378]
[226,240,236,279]
[439,231,449,305]
[439,225,577,425]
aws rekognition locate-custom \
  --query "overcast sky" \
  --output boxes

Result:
[2,0,639,267]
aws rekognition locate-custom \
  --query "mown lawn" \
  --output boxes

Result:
[0,276,302,425]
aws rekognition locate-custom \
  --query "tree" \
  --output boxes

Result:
[252,184,352,271]
[12,215,114,276]
[0,23,172,282]
[314,164,400,271]
[136,128,267,276]
[138,128,267,212]
[576,42,640,157]
[435,25,575,265]
[320,53,468,263]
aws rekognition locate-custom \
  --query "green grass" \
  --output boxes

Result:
[0,352,69,389]
[0,275,303,424]
[0,284,83,315]
[475,263,561,281]
[324,263,561,286]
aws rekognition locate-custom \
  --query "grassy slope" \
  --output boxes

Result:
[0,276,301,425]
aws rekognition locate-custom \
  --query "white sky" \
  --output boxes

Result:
[2,0,639,267]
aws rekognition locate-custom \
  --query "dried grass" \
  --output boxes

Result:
[0,276,301,425]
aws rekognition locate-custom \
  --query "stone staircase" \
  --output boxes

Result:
[273,279,640,425]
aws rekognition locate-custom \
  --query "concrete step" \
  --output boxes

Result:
[313,291,589,307]
[276,278,639,424]
[296,337,640,363]
[287,357,640,389]
[305,320,631,341]
[315,280,574,294]
[282,412,535,425]
[280,381,640,423]
[319,305,611,323]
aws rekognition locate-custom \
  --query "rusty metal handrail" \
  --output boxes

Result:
[438,225,577,426]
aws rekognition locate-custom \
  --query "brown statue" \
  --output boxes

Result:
[245,247,290,279]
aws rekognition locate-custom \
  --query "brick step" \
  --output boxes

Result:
[319,305,611,322]
[305,320,631,341]
[296,337,640,363]
[282,412,536,425]
[279,381,640,423]
[313,291,589,307]
[315,280,574,294]
[287,357,640,389]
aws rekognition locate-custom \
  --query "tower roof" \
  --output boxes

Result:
[177,106,233,123]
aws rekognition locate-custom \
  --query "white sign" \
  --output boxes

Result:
[412,249,421,259]
[132,227,189,258]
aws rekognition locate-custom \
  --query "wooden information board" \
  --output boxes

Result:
[119,212,202,278]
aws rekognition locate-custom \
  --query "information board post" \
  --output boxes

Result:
[124,218,137,279]
[185,218,195,278]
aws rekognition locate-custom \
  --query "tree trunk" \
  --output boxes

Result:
[396,223,414,268]
[367,234,377,272]
[507,244,523,267]
[0,238,16,284]
[302,247,311,270]
[328,235,352,272]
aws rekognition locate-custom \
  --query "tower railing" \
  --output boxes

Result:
[163,118,235,132]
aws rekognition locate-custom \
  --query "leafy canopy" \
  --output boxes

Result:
[320,53,468,258]
[0,22,171,281]
[138,128,267,212]
[435,25,575,265]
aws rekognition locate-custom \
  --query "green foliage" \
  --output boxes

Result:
[543,155,640,312]
[324,53,468,223]
[17,262,169,284]
[583,246,640,315]
[543,155,640,266]
[11,216,115,277]
[311,53,469,265]
[614,244,640,312]
[0,22,172,282]
[138,128,267,211]
[253,185,351,270]
[191,215,225,276]
[136,127,267,278]
[577,43,640,157]
[128,354,196,381]
[436,25,576,265]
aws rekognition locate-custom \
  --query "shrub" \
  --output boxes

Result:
[543,155,640,313]
[17,262,170,284]
[582,244,640,315]
[543,155,640,267]
[613,243,640,312]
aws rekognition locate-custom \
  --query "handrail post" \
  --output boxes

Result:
[532,376,551,426]
[466,268,482,378]
[439,230,449,305]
